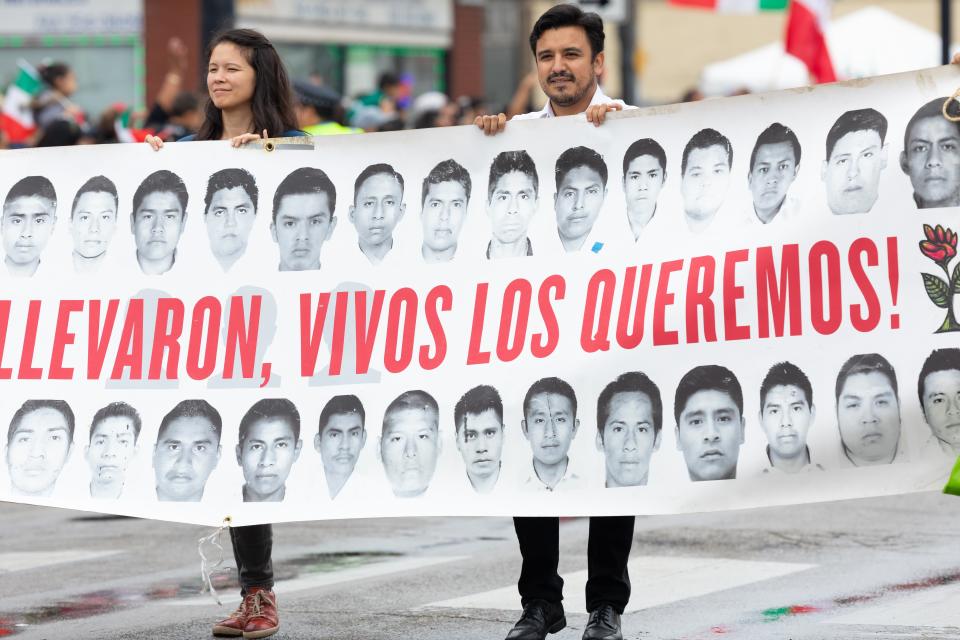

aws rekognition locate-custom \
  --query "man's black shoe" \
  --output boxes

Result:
[582,603,622,640]
[505,599,566,640]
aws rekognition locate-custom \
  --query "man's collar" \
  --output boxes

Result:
[541,84,608,118]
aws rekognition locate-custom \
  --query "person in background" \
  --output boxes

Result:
[33,61,84,130]
[293,80,359,136]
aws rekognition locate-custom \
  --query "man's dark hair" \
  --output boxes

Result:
[90,401,142,443]
[319,394,366,435]
[826,108,888,159]
[454,385,504,435]
[681,128,733,175]
[157,399,223,444]
[354,163,405,202]
[488,150,539,202]
[7,400,75,447]
[272,167,337,223]
[70,176,117,218]
[239,398,300,444]
[132,170,188,216]
[555,145,607,190]
[834,353,898,405]
[421,159,471,206]
[382,390,439,434]
[904,97,960,151]
[750,123,801,172]
[760,362,813,409]
[917,348,960,407]
[4,176,57,210]
[622,138,667,177]
[674,365,743,423]
[529,3,605,59]
[523,377,578,419]
[170,91,201,118]
[596,372,663,437]
[204,168,259,213]
[378,72,400,91]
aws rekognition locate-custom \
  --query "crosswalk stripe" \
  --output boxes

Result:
[0,550,121,573]
[420,555,816,615]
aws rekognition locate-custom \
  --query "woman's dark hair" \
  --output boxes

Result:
[196,29,298,141]
[39,62,71,88]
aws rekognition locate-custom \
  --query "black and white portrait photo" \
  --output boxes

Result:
[85,401,141,499]
[485,150,538,259]
[822,108,888,215]
[6,400,74,497]
[420,159,471,263]
[595,372,662,488]
[759,362,822,474]
[2,175,57,277]
[521,377,581,491]
[153,399,222,502]
[835,353,902,466]
[131,169,189,275]
[236,398,302,502]
[70,176,119,273]
[917,348,960,458]
[203,168,258,271]
[271,167,337,271]
[746,123,801,225]
[454,385,505,494]
[379,390,441,498]
[314,394,367,499]
[622,138,666,240]
[674,365,745,481]
[680,128,732,233]
[554,146,607,252]
[900,98,960,209]
[349,164,406,265]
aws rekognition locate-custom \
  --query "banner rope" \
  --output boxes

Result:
[198,516,233,606]
[942,89,960,122]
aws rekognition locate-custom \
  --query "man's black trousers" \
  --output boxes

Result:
[230,524,274,595]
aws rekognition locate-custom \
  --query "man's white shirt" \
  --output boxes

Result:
[511,85,630,121]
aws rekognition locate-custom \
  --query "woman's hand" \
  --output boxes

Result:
[145,134,164,151]
[231,129,269,148]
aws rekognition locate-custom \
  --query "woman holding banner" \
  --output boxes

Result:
[146,28,304,639]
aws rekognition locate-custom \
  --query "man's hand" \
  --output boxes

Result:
[953,53,960,65]
[475,113,507,136]
[586,103,623,127]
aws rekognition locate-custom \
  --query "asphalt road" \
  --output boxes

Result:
[2,492,959,639]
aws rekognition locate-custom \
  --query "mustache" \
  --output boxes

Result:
[548,71,575,83]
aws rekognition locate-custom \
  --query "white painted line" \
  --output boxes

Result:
[0,550,121,573]
[826,582,960,628]
[172,555,469,606]
[421,556,816,615]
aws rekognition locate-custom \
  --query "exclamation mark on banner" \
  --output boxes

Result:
[887,236,900,329]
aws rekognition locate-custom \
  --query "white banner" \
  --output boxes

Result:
[1,67,959,526]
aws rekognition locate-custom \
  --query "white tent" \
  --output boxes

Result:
[700,7,957,96]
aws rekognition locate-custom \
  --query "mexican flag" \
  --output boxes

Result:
[668,0,788,11]
[113,103,150,143]
[1,61,42,143]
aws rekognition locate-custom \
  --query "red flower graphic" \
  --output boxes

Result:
[919,223,957,266]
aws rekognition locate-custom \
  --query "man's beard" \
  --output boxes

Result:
[547,72,593,107]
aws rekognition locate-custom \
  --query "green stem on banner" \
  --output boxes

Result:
[945,457,960,496]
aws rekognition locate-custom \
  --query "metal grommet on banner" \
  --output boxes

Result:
[198,516,233,605]
[263,140,276,152]
[943,89,960,122]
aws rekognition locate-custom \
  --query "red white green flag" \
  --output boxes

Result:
[785,0,836,84]
[113,103,150,143]
[1,61,42,143]
[669,0,788,12]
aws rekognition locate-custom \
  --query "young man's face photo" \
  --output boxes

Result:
[623,155,665,214]
[900,117,960,208]
[85,416,137,490]
[315,412,367,480]
[421,180,468,258]
[71,191,117,259]
[205,186,256,264]
[823,129,887,215]
[748,142,798,215]
[921,368,960,450]
[522,392,578,466]
[488,171,538,245]
[2,195,56,268]
[554,165,605,246]
[760,384,814,460]
[597,391,660,488]
[6,407,71,496]
[237,417,302,501]
[837,371,901,465]
[153,416,221,501]
[380,407,440,497]
[455,408,505,482]
[132,191,186,262]
[350,173,405,249]
[681,145,731,221]
[272,192,336,271]
[676,389,744,481]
